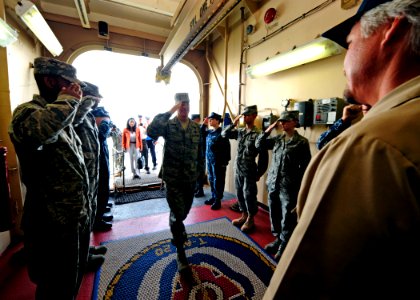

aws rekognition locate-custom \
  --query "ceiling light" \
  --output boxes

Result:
[74,0,90,28]
[246,37,344,78]
[15,0,63,56]
[0,18,18,47]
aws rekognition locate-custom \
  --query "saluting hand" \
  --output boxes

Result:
[60,83,82,101]
[169,102,182,114]
[233,114,242,126]
[265,120,279,133]
[203,117,209,126]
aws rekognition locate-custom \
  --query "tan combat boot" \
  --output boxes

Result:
[232,212,248,227]
[240,215,255,232]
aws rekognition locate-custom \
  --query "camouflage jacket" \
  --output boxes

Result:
[147,112,200,184]
[74,96,100,214]
[222,124,267,179]
[109,126,123,152]
[255,130,311,188]
[8,94,90,231]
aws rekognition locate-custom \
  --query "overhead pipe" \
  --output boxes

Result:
[158,0,242,80]
[238,6,246,115]
[222,17,229,121]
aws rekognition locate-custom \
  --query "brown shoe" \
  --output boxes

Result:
[232,213,248,227]
[241,215,255,232]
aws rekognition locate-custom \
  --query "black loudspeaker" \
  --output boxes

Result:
[98,21,109,39]
[294,100,314,128]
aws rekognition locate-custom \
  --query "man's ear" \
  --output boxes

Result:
[43,76,57,89]
[382,17,410,47]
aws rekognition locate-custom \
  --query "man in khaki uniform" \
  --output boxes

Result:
[263,0,420,298]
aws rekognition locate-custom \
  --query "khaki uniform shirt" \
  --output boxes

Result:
[264,76,420,299]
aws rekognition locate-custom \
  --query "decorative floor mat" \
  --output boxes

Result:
[93,218,276,300]
[114,189,166,205]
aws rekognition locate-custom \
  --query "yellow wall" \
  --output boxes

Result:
[208,0,359,204]
[0,4,41,252]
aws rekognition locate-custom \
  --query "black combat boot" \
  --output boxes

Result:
[264,237,281,254]
[274,241,287,262]
[176,247,189,272]
[204,198,215,205]
[211,199,221,210]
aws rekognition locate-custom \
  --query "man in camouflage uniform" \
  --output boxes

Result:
[76,82,108,269]
[222,105,267,232]
[147,93,200,273]
[8,57,90,299]
[255,110,311,261]
[75,82,100,229]
[109,122,124,174]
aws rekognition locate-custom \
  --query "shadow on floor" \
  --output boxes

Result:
[110,186,236,222]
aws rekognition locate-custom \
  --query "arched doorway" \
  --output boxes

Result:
[72,50,201,130]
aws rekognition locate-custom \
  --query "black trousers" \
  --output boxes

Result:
[141,139,149,170]
[146,139,157,166]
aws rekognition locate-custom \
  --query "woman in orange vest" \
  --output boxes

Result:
[122,117,143,179]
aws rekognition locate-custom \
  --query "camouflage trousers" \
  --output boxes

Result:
[165,181,196,246]
[25,222,90,300]
[235,173,258,216]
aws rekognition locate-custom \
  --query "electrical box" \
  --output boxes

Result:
[294,100,314,128]
[313,98,345,125]
[262,113,279,131]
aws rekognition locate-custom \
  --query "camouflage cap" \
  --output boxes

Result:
[81,81,102,98]
[33,57,83,85]
[279,110,299,122]
[191,114,200,120]
[242,105,258,116]
[174,93,190,103]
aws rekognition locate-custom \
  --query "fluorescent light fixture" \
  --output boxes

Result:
[15,0,63,56]
[74,0,90,28]
[246,37,344,78]
[0,18,18,47]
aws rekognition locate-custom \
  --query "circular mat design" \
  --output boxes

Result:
[95,218,276,300]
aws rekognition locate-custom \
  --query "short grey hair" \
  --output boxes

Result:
[360,0,420,54]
